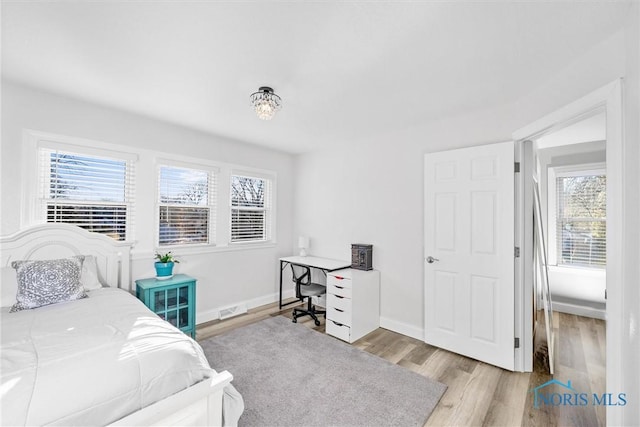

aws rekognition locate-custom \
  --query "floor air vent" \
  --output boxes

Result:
[218,303,248,320]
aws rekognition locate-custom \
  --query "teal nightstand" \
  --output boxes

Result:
[136,274,196,338]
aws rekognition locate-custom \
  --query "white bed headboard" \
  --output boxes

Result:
[0,224,133,291]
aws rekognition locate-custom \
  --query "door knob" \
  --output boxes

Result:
[426,256,439,264]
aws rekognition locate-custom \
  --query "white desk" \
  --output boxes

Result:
[278,255,351,309]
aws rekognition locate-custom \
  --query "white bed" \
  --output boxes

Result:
[0,224,243,426]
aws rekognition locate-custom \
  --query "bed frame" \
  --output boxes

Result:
[0,223,233,426]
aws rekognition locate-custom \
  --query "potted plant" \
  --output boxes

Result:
[154,251,179,279]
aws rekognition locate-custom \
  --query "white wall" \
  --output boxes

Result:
[548,266,606,319]
[0,80,295,323]
[295,144,429,337]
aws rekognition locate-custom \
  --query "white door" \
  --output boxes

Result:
[424,141,515,371]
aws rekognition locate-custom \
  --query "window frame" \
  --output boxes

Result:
[229,170,275,245]
[23,130,138,241]
[22,130,278,254]
[547,162,606,269]
[155,159,219,249]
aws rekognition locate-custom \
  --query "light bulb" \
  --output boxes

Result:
[256,101,274,120]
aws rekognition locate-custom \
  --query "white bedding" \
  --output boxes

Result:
[0,287,242,426]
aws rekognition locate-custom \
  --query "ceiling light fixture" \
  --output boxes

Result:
[250,86,282,120]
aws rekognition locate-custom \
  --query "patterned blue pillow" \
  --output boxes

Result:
[10,256,86,312]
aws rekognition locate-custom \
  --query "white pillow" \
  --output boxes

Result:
[81,255,106,291]
[1,266,19,308]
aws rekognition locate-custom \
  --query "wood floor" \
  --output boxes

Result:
[197,300,606,427]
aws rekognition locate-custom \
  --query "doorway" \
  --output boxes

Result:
[513,79,623,427]
[534,112,607,320]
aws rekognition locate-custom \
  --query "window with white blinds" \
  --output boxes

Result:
[158,164,217,246]
[39,148,135,241]
[230,174,272,243]
[556,172,606,268]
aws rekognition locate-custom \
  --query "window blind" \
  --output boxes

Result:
[230,174,272,242]
[158,165,216,246]
[556,174,606,268]
[40,149,135,241]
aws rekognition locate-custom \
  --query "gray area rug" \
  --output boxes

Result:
[200,316,447,427]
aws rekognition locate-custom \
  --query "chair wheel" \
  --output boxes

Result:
[292,318,297,323]
[314,319,320,326]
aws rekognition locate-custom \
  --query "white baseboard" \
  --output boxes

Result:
[552,301,606,320]
[197,288,296,324]
[198,295,427,344]
[379,316,424,341]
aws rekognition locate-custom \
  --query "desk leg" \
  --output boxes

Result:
[279,260,284,309]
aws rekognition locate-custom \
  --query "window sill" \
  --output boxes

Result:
[548,265,606,276]
[131,241,277,260]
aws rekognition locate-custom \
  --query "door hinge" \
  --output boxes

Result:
[514,162,520,173]
[515,247,520,258]
[515,337,520,349]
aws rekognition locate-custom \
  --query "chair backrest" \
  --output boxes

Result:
[290,264,311,285]
[291,264,313,299]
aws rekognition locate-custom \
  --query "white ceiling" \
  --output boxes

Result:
[1,1,632,154]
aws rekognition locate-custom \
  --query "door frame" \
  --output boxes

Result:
[512,80,623,426]
[514,140,534,372]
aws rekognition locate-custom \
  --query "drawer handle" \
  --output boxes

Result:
[331,320,344,327]
[334,308,344,312]
[334,285,344,289]
[334,295,344,299]
[334,276,344,280]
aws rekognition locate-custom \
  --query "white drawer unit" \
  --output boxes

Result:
[324,268,380,343]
